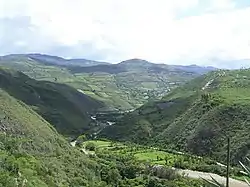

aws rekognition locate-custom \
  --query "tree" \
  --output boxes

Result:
[107,168,122,185]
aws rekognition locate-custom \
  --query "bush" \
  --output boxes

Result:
[85,143,96,151]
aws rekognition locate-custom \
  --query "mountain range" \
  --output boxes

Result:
[0,53,216,111]
[0,53,109,67]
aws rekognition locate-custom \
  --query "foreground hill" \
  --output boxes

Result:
[101,69,250,163]
[0,67,104,136]
[0,54,215,110]
[0,89,104,186]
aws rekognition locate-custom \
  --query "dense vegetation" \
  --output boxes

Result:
[101,69,250,164]
[0,67,103,136]
[0,89,103,186]
[80,140,246,179]
[0,54,215,110]
[77,140,205,187]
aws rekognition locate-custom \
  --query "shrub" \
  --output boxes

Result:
[85,142,96,151]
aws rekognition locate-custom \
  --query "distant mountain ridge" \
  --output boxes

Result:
[0,53,110,67]
[1,53,218,71]
[67,58,217,75]
[0,53,217,110]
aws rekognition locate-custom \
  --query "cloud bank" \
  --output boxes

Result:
[0,0,250,68]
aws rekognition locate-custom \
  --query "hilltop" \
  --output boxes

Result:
[116,59,216,74]
[0,67,104,136]
[0,54,216,110]
[101,69,250,163]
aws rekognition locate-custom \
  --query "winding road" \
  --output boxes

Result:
[177,169,248,187]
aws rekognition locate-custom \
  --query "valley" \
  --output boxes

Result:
[3,0,250,185]
[0,53,250,186]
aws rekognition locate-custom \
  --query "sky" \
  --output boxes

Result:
[0,0,250,69]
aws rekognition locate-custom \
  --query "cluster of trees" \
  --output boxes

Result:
[94,149,203,187]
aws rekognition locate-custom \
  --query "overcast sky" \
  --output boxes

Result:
[0,0,250,68]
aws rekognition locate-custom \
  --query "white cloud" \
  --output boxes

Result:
[209,0,236,10]
[0,0,250,68]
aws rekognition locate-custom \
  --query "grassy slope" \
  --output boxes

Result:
[0,89,102,186]
[0,67,104,136]
[101,69,250,163]
[0,89,65,153]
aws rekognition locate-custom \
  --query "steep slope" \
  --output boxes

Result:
[0,67,104,136]
[0,54,215,110]
[0,89,65,154]
[101,69,250,163]
[0,89,102,186]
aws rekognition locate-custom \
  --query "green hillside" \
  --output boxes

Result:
[101,69,250,163]
[0,89,104,186]
[0,54,215,111]
[0,89,66,154]
[0,67,104,136]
